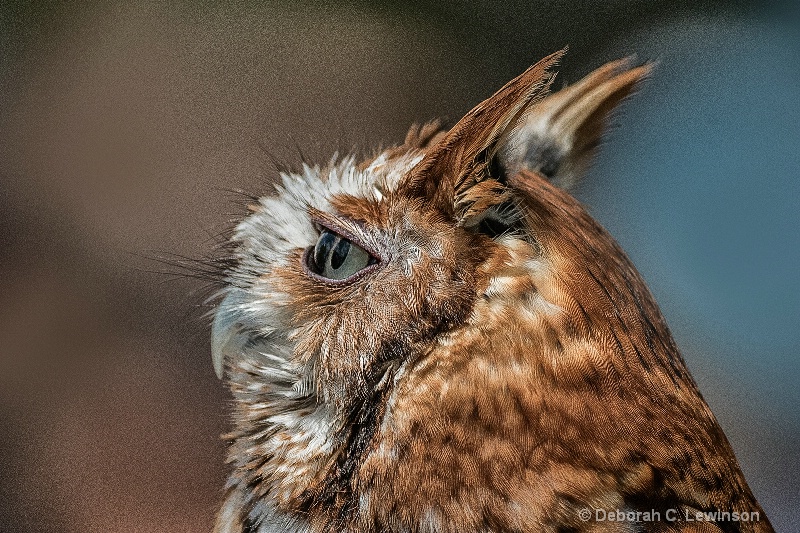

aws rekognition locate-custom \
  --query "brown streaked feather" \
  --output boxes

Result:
[456,178,512,222]
[401,120,448,151]
[357,120,447,172]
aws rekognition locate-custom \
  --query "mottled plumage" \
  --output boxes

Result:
[210,52,773,532]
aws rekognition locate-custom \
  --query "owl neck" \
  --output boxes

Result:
[511,170,696,391]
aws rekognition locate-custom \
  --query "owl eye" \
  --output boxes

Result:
[306,228,378,281]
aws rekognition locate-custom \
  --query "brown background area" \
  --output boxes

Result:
[1,2,798,532]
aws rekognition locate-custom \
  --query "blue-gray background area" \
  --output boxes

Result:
[0,1,797,531]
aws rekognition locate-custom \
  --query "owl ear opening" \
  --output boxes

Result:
[399,53,651,224]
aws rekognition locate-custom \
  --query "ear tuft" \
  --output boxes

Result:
[398,50,565,216]
[495,58,653,189]
[397,53,652,227]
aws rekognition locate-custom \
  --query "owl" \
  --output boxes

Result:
[209,51,774,532]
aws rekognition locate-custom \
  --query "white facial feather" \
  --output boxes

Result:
[211,153,421,381]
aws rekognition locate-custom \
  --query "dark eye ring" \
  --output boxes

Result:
[304,227,379,283]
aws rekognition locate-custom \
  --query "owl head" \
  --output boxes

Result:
[212,51,650,403]
[209,52,770,532]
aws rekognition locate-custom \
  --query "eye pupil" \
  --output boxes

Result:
[313,231,337,272]
[330,238,350,270]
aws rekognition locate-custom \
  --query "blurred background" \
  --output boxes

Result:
[1,1,798,531]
